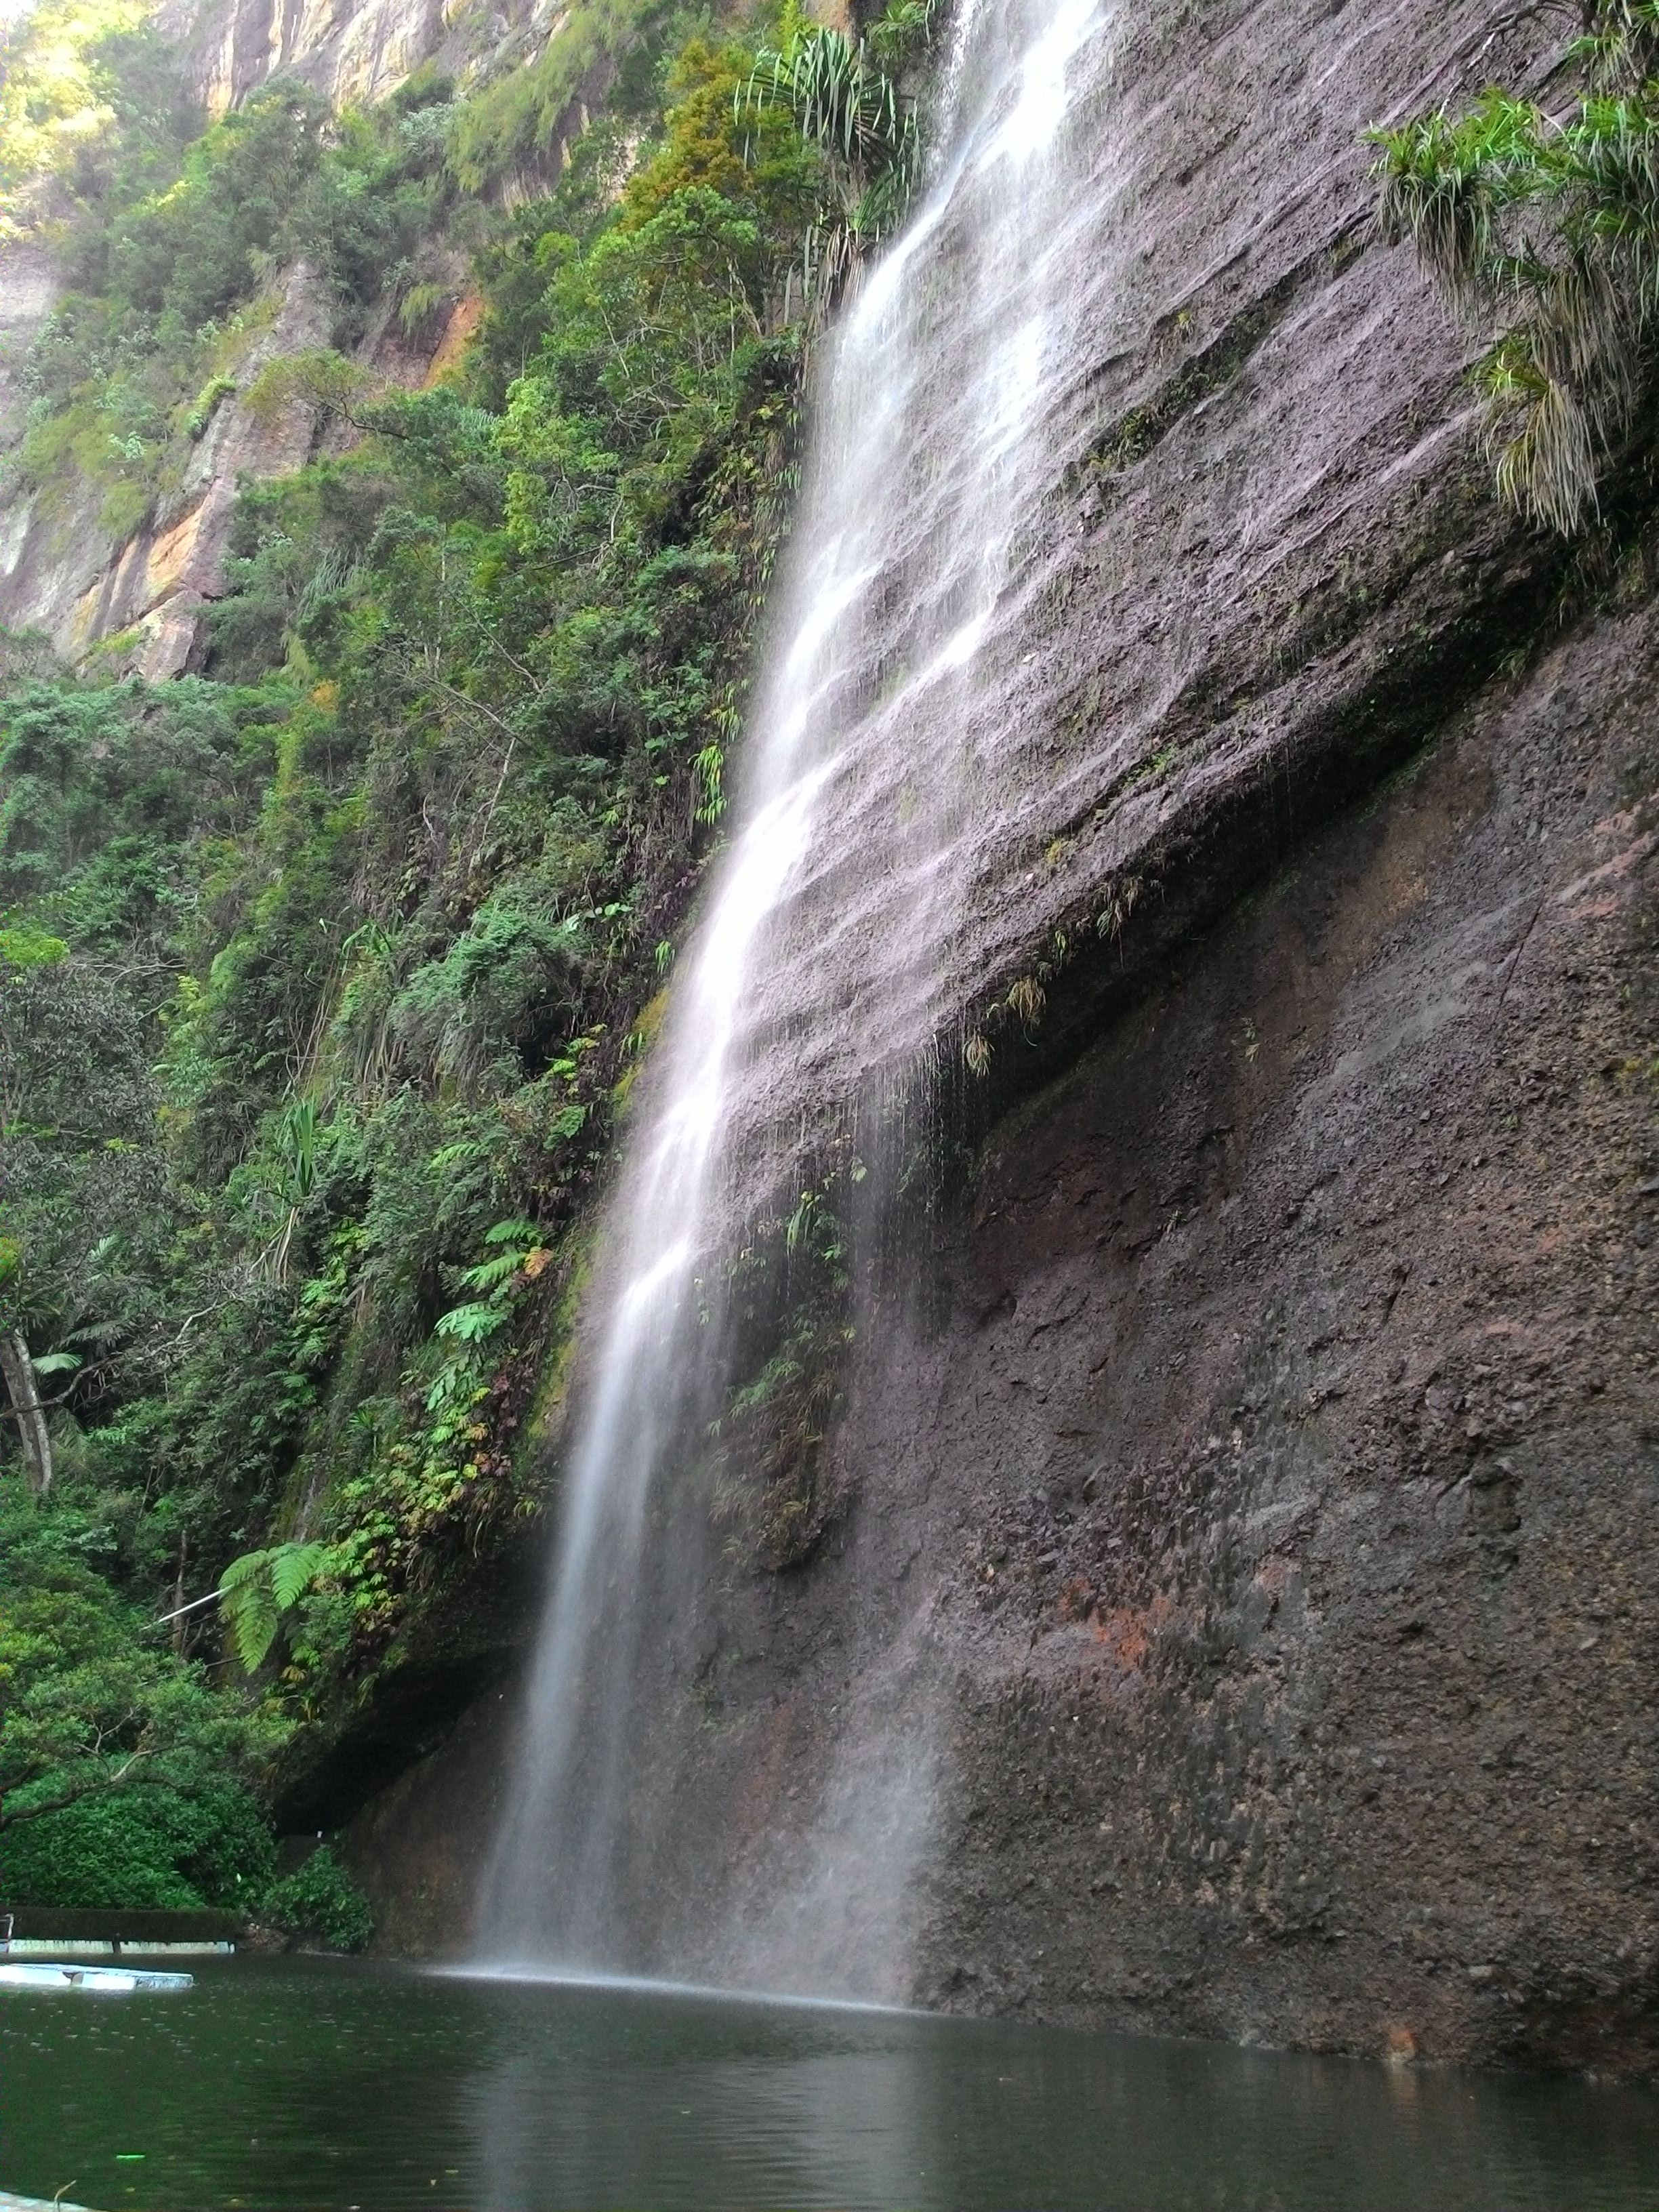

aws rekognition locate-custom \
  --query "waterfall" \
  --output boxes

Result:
[476,0,1119,1992]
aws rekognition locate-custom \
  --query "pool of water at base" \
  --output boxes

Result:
[3,1954,1658,2212]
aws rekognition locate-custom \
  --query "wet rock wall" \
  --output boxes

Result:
[325,0,1659,2070]
[900,600,1659,2072]
[345,576,1659,2074]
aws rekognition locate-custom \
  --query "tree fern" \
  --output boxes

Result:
[218,1551,281,1673]
[269,1540,331,1612]
[218,1540,331,1672]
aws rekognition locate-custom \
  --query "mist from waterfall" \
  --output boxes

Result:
[476,0,1120,1995]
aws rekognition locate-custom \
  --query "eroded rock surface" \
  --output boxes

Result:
[899,602,1658,2071]
[155,0,555,116]
[347,579,1658,2072]
[0,263,480,672]
[0,0,548,670]
[702,0,1568,1193]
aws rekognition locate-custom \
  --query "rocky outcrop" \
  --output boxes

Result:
[0,244,58,451]
[905,603,1658,2073]
[0,264,480,673]
[155,0,569,117]
[159,0,446,114]
[0,0,543,672]
[333,0,1659,2072]
[0,264,336,674]
[634,0,1567,1223]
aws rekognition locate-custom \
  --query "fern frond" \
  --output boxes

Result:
[270,1540,330,1611]
[459,1250,527,1292]
[483,1218,540,1246]
[433,1300,506,1344]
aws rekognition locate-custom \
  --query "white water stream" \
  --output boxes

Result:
[477,0,1120,1989]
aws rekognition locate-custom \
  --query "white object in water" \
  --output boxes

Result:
[2,1937,232,1957]
[0,1961,192,1993]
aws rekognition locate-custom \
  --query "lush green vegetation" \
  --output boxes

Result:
[0,0,174,230]
[8,54,460,539]
[262,1843,375,1948]
[1374,0,1659,533]
[0,1479,372,1933]
[0,0,933,1902]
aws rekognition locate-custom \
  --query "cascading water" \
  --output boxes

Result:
[477,0,1122,1993]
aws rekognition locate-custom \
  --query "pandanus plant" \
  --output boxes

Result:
[738,0,938,310]
[1372,0,1659,533]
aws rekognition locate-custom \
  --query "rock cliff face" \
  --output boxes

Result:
[0,0,525,672]
[155,0,549,116]
[247,0,1658,2068]
[661,0,1568,1190]
[350,586,1658,2071]
[0,256,478,673]
[906,611,1659,2072]
[0,245,58,455]
[0,262,328,673]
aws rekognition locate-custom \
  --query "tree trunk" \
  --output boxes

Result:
[171,1531,189,1656]
[0,1330,52,1497]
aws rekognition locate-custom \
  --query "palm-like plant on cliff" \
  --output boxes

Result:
[1372,0,1659,533]
[738,0,937,308]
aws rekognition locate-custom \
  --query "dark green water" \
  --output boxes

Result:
[4,1954,1658,2211]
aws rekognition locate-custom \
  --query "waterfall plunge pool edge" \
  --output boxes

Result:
[4,1952,1659,2211]
[436,1960,916,2015]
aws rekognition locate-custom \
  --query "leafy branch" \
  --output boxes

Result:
[218,1540,333,1671]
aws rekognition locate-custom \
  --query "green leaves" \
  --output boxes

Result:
[457,1218,548,1296]
[243,350,382,433]
[737,0,933,306]
[745,29,904,173]
[390,901,591,1092]
[0,5,814,1746]
[435,1220,546,1341]
[483,1216,541,1247]
[0,0,169,220]
[276,1097,320,1204]
[432,1300,506,1345]
[1372,92,1544,307]
[0,1490,286,1826]
[446,0,670,194]
[216,1560,277,1672]
[269,1540,330,1612]
[218,1539,331,1671]
[1,1778,275,1909]
[784,1188,819,1254]
[1372,10,1659,532]
[261,1843,374,1949]
[0,921,70,970]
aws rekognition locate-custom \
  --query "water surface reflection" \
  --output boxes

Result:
[3,1956,1656,2210]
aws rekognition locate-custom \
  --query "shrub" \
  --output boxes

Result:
[0,1780,276,1909]
[1372,3,1659,533]
[261,1844,374,1950]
